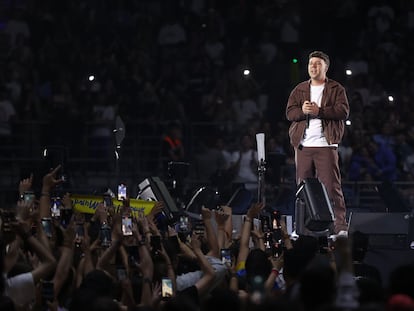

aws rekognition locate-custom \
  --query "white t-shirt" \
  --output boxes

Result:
[301,84,338,148]
[91,104,115,137]
[0,99,16,136]
[231,150,258,190]
[232,99,260,126]
[4,272,36,308]
[176,256,226,292]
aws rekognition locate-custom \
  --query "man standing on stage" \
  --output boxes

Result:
[286,51,350,234]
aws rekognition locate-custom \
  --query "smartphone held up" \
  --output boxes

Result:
[161,277,174,300]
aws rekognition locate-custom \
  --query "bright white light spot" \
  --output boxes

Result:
[346,120,352,126]
[88,75,95,81]
[345,69,352,76]
[243,69,250,76]
[388,95,394,102]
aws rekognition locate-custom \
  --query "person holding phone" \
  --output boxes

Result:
[155,239,177,302]
[18,173,34,201]
[39,165,65,220]
[161,277,174,300]
[130,217,155,307]
[174,233,216,306]
[96,214,124,272]
[3,201,56,309]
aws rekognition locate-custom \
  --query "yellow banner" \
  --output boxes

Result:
[71,194,156,217]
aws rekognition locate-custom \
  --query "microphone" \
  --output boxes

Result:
[305,101,313,128]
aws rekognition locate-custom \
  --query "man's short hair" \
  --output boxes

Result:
[309,51,330,67]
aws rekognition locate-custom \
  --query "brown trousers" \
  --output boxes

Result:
[295,146,347,233]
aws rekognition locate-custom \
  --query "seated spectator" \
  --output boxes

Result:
[193,136,227,182]
[0,87,17,145]
[2,201,57,309]
[229,134,259,198]
[367,138,398,181]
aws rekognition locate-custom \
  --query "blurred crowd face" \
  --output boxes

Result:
[241,135,253,150]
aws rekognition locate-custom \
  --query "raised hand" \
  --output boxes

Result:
[19,173,33,196]
[111,213,123,242]
[62,192,73,209]
[147,201,164,222]
[42,165,64,192]
[246,202,265,219]
[92,202,109,224]
[215,209,229,227]
[62,219,76,248]
[16,199,35,222]
[250,225,264,241]
[190,232,201,251]
[167,225,177,237]
[201,206,212,220]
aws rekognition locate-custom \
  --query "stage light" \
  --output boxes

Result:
[345,69,352,76]
[292,58,298,64]
[88,75,95,81]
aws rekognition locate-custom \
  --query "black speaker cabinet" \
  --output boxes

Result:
[295,178,335,233]
[348,212,414,249]
[137,177,179,222]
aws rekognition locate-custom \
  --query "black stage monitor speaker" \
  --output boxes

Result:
[295,178,335,233]
[137,177,179,222]
[348,212,414,250]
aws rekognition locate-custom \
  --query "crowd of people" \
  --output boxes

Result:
[1,167,414,311]
[1,0,414,188]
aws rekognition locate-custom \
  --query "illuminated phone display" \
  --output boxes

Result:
[50,197,61,218]
[162,278,173,299]
[118,184,127,201]
[41,218,53,238]
[220,248,232,266]
[23,191,35,203]
[122,216,133,236]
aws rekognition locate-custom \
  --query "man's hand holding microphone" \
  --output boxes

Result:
[302,101,320,128]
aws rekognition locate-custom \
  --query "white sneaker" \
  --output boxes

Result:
[290,230,299,241]
[337,230,348,237]
[329,230,348,242]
